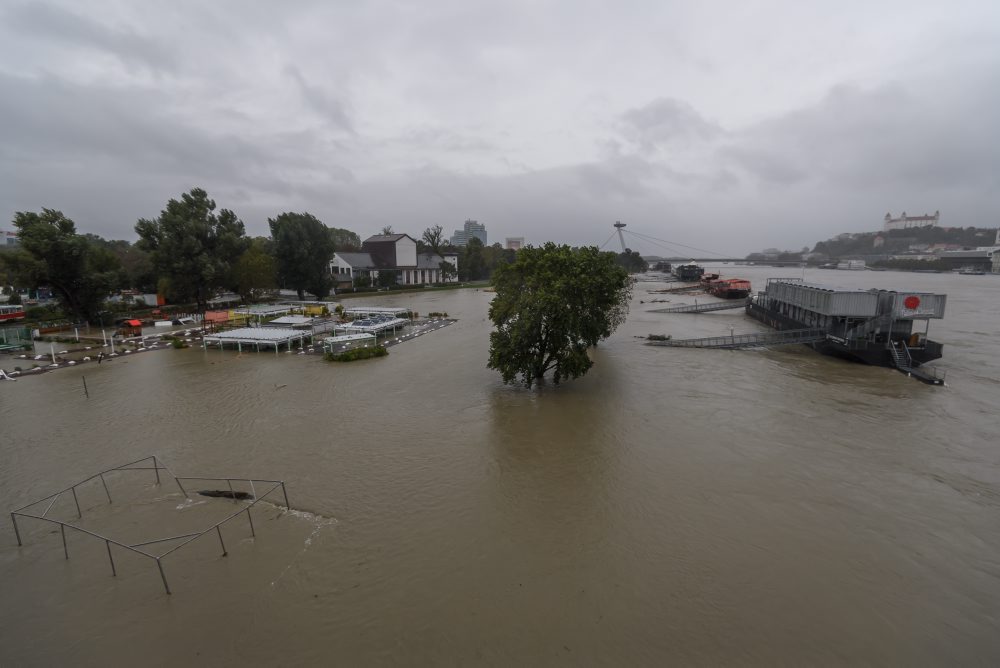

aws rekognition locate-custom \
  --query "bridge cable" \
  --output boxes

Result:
[620,233,692,258]
[624,229,737,258]
[597,230,618,250]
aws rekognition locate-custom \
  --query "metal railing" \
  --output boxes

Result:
[899,341,915,367]
[647,328,828,349]
[649,299,747,314]
[9,455,292,595]
[915,365,947,382]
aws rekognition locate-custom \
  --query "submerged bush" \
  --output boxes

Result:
[165,336,188,349]
[323,345,388,362]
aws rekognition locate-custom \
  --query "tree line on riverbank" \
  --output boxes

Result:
[0,188,518,323]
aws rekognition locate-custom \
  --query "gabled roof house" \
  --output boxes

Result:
[330,233,459,287]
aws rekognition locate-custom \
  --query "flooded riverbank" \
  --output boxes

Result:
[2,269,999,665]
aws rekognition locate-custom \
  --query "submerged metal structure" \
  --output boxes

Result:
[8,455,292,595]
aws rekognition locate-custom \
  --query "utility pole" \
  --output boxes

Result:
[614,221,627,254]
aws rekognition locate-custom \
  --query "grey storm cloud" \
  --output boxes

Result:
[722,75,1000,192]
[284,64,355,133]
[1,0,999,254]
[619,98,723,152]
[4,2,176,74]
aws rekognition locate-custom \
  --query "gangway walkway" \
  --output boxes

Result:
[890,341,946,385]
[647,328,828,349]
[649,299,748,314]
[647,284,703,294]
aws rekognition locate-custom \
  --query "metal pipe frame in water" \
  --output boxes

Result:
[8,456,292,596]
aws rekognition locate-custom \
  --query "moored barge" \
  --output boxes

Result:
[706,277,752,299]
[673,261,704,282]
[746,278,946,382]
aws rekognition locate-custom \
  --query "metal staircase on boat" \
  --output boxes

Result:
[889,341,946,385]
[889,342,913,373]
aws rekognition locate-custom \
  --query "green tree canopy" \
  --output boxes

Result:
[7,209,121,321]
[376,269,398,287]
[83,235,156,292]
[135,188,249,311]
[459,237,487,280]
[488,243,631,388]
[232,237,278,302]
[616,248,649,273]
[439,260,457,282]
[330,227,362,251]
[268,212,337,300]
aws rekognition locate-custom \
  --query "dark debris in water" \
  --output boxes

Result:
[198,490,255,500]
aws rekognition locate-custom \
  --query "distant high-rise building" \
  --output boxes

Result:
[1,229,18,247]
[505,237,524,250]
[450,219,487,246]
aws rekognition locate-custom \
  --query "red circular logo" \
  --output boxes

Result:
[904,296,921,309]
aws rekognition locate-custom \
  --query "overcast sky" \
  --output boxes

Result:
[2,0,998,256]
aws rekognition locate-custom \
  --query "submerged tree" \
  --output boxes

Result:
[269,212,336,300]
[135,188,249,312]
[488,243,631,388]
[8,209,121,321]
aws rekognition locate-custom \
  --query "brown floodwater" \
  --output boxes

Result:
[1,267,998,665]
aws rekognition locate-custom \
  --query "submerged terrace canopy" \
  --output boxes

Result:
[234,305,292,317]
[341,318,409,333]
[268,316,314,326]
[344,306,410,317]
[203,327,313,351]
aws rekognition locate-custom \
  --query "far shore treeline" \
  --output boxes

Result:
[0,187,648,324]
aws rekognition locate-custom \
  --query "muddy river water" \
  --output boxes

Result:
[1,267,998,665]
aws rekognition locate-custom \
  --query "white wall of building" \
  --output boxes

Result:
[330,254,354,277]
[396,237,417,267]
